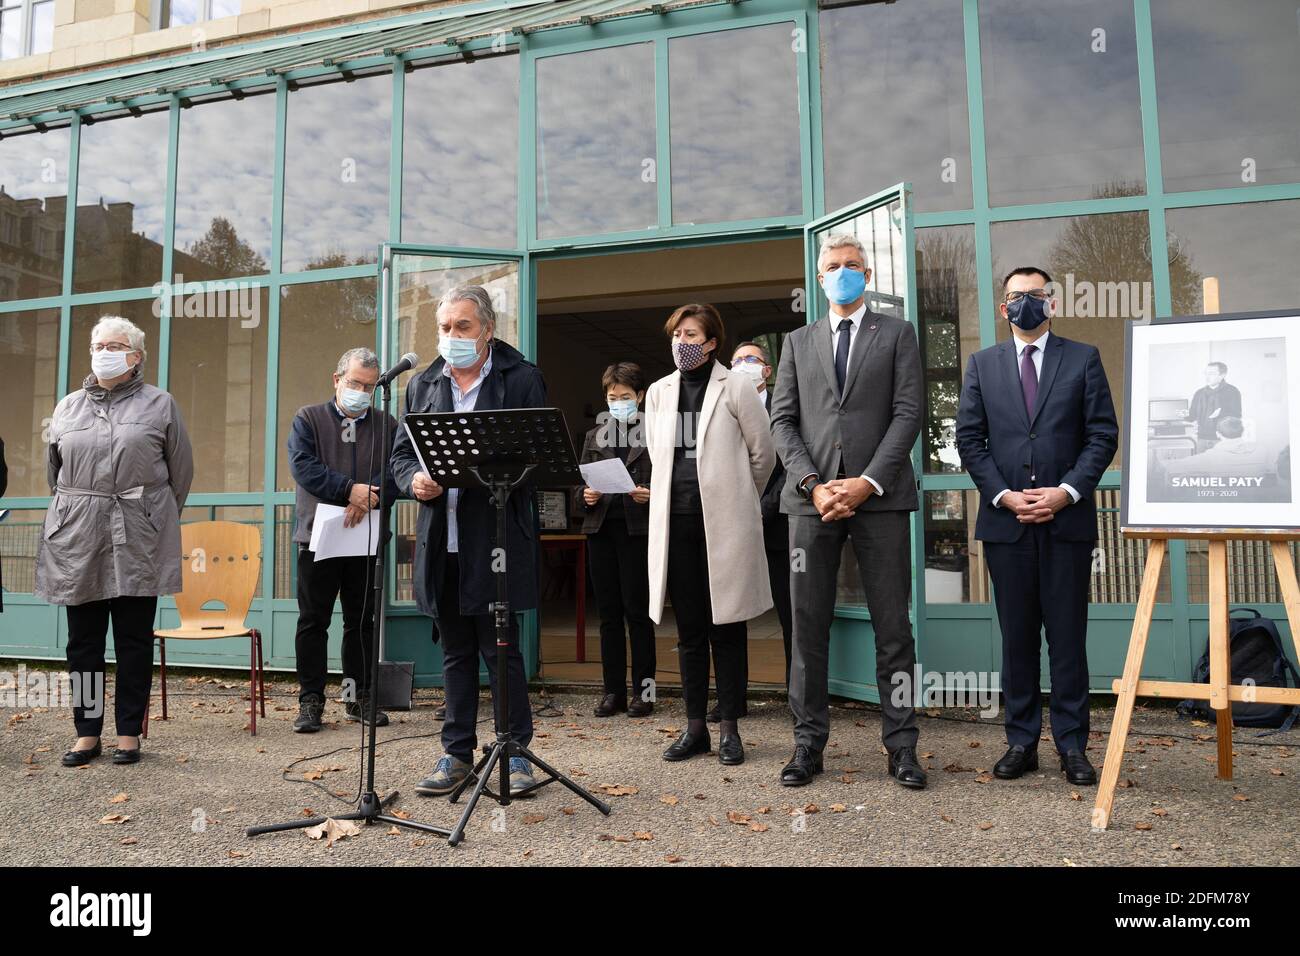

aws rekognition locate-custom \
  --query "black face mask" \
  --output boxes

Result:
[1007,295,1050,331]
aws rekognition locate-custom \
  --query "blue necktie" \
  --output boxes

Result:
[835,319,852,394]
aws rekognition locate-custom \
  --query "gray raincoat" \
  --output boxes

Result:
[34,368,194,606]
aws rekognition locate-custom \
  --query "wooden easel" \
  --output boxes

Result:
[1093,529,1300,830]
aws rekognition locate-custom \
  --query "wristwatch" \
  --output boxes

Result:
[798,474,821,501]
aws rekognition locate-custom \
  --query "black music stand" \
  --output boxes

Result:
[245,371,452,844]
[404,407,611,846]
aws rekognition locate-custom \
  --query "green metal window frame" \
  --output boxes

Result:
[3,0,1300,688]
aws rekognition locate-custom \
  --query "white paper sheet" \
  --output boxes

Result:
[308,503,380,561]
[579,457,636,494]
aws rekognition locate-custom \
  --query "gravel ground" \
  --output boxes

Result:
[2,675,1297,866]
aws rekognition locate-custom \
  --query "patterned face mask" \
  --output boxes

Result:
[672,339,710,372]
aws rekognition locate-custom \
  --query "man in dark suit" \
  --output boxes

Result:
[1187,361,1242,450]
[770,233,926,790]
[729,341,791,694]
[389,285,547,800]
[955,266,1118,786]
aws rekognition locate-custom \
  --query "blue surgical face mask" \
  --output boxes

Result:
[820,266,866,306]
[339,387,371,415]
[1006,294,1050,331]
[439,332,485,369]
[607,398,638,422]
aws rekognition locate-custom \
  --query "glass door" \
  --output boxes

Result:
[801,184,922,699]
[379,244,536,675]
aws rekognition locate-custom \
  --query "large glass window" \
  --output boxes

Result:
[275,276,378,489]
[0,127,69,301]
[168,285,270,492]
[668,24,802,224]
[281,74,391,273]
[924,490,990,603]
[0,506,45,594]
[173,92,276,282]
[0,307,58,497]
[917,225,979,474]
[69,300,161,389]
[536,43,657,239]
[819,0,972,214]
[1165,200,1300,315]
[72,110,170,294]
[979,0,1145,206]
[992,210,1163,469]
[402,55,519,249]
[1152,1,1300,193]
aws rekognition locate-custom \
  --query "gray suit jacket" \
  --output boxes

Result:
[770,309,922,516]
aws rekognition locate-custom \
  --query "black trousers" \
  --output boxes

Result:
[294,546,377,703]
[765,513,794,686]
[65,595,158,738]
[436,554,533,764]
[985,524,1093,754]
[586,518,656,702]
[667,511,747,721]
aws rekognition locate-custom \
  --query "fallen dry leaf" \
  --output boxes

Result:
[659,795,679,806]
[978,822,994,831]
[597,784,639,797]
[304,817,362,848]
[1135,822,1153,831]
[109,792,129,805]
[99,813,130,825]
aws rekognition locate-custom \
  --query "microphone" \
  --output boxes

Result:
[376,352,419,388]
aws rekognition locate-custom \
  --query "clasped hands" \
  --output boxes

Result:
[812,476,874,523]
[1000,487,1071,524]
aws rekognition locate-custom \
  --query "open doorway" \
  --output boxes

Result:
[532,236,804,689]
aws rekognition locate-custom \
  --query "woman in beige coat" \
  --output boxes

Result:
[645,304,774,766]
[36,316,193,767]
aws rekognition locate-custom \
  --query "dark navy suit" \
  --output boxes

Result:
[955,331,1118,753]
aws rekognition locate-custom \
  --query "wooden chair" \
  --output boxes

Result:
[143,520,267,738]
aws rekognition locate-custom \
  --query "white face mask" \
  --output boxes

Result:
[734,362,766,388]
[91,349,135,380]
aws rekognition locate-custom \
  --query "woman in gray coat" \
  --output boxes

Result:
[36,316,193,766]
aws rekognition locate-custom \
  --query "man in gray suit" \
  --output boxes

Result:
[770,233,926,789]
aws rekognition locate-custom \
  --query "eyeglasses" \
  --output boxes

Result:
[341,378,377,393]
[90,342,135,353]
[1004,289,1049,304]
[731,356,765,367]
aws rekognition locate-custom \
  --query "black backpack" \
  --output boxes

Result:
[1177,608,1300,735]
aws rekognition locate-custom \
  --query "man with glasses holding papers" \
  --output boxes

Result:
[287,348,399,733]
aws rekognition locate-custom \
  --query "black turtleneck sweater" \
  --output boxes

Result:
[670,360,714,514]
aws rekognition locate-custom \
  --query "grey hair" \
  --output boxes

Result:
[436,285,497,332]
[90,315,147,363]
[817,233,869,271]
[335,347,379,376]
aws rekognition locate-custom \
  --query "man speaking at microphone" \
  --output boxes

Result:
[390,286,548,799]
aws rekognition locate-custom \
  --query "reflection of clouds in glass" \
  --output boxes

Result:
[77,111,169,242]
[536,43,657,238]
[979,0,1145,206]
[403,56,519,249]
[1167,201,1300,314]
[669,24,801,224]
[1152,0,1300,191]
[174,94,276,273]
[1,127,68,196]
[820,1,972,214]
[282,75,391,272]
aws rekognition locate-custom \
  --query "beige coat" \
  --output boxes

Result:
[645,361,776,626]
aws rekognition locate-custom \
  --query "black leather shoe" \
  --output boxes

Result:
[344,701,390,727]
[594,694,626,717]
[993,744,1039,779]
[718,733,745,765]
[434,705,446,720]
[293,694,324,733]
[1060,749,1098,786]
[888,746,928,789]
[61,741,101,767]
[112,743,141,765]
[627,698,653,718]
[662,730,710,762]
[779,745,823,786]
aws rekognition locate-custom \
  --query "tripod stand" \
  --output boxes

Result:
[246,372,451,843]
[403,407,611,846]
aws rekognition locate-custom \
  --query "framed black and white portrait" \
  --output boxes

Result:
[1122,309,1300,531]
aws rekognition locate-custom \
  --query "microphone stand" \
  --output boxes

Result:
[246,373,451,842]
